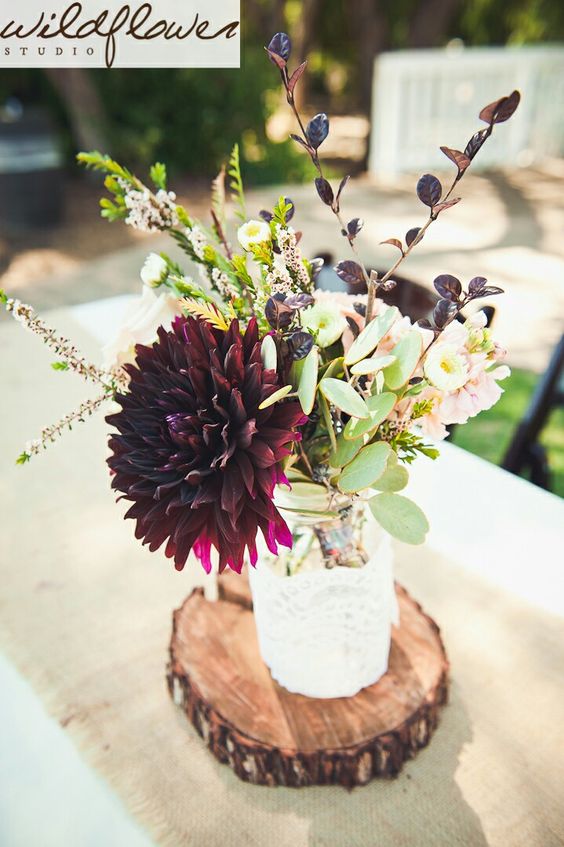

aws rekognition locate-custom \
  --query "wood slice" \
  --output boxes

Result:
[167,575,449,788]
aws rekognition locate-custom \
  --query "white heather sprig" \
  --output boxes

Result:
[122,182,179,232]
[211,268,239,300]
[186,225,207,260]
[2,296,127,391]
[266,265,293,295]
[18,393,109,464]
[275,224,312,291]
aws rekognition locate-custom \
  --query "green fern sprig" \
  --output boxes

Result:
[211,165,227,230]
[227,143,246,223]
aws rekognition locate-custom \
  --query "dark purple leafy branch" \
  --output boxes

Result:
[266,32,520,335]
[417,274,505,346]
[374,90,520,301]
[264,291,315,359]
[265,33,373,307]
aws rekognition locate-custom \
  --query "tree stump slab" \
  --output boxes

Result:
[167,576,449,788]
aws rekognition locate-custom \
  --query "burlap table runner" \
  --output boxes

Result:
[1,310,563,847]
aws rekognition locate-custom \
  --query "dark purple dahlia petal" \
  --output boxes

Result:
[107,316,305,574]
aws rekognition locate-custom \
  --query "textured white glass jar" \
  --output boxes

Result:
[249,510,399,699]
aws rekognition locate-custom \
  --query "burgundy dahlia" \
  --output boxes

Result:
[107,316,305,574]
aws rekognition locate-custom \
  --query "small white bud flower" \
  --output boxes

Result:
[140,253,168,287]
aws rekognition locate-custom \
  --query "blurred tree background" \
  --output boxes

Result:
[0,0,563,183]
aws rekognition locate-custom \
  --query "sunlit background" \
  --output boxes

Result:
[1,0,563,493]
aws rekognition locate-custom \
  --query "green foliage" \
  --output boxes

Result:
[248,241,273,268]
[343,392,396,440]
[258,384,294,409]
[411,398,435,419]
[383,332,423,391]
[260,334,277,371]
[51,361,69,371]
[338,441,391,493]
[230,254,255,292]
[368,493,429,545]
[329,433,363,469]
[76,151,135,184]
[319,377,369,419]
[344,308,398,366]
[317,391,337,452]
[372,452,409,492]
[99,196,127,222]
[272,195,294,227]
[293,346,319,415]
[211,166,227,230]
[16,452,31,465]
[227,143,246,223]
[149,162,167,190]
[390,430,440,463]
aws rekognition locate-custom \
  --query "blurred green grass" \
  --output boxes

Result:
[451,368,564,498]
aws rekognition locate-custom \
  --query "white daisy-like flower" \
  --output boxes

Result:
[237,219,271,251]
[140,253,168,287]
[424,343,469,392]
[301,300,347,348]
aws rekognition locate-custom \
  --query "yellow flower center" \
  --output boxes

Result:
[440,359,455,373]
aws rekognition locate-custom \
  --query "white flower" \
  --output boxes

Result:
[237,219,271,251]
[301,300,347,348]
[424,343,469,392]
[140,253,168,287]
[102,287,183,370]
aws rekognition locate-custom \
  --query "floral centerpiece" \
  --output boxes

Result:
[2,34,519,698]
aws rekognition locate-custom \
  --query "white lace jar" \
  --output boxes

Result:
[249,503,399,699]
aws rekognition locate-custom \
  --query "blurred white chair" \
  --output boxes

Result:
[369,44,564,177]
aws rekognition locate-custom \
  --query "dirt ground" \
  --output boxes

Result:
[0,176,211,305]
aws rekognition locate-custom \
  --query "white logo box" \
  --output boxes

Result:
[0,0,240,68]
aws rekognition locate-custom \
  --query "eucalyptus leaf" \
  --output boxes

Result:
[285,467,311,483]
[368,493,429,544]
[372,453,409,492]
[338,441,390,493]
[318,391,337,452]
[321,356,344,380]
[328,433,364,468]
[261,334,277,371]
[344,392,396,440]
[258,384,293,409]
[350,355,396,375]
[278,507,339,519]
[344,307,398,365]
[296,346,318,415]
[383,331,422,390]
[275,481,330,513]
[319,378,369,419]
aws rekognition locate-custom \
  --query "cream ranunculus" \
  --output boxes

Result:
[423,343,469,392]
[140,252,168,287]
[301,300,347,348]
[102,287,184,370]
[237,219,272,251]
